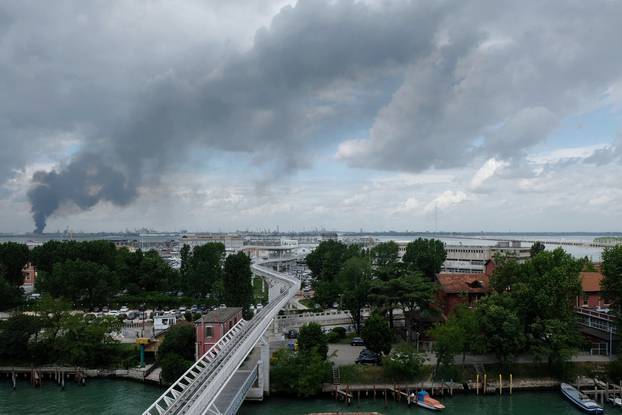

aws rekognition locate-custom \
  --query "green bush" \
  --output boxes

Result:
[332,327,346,338]
[160,354,193,383]
[270,348,332,396]
[384,343,424,381]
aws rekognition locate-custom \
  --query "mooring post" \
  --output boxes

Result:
[476,374,480,395]
[510,374,513,395]
[499,374,502,395]
[12,371,16,390]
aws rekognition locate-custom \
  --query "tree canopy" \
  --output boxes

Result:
[402,238,446,279]
[223,252,254,319]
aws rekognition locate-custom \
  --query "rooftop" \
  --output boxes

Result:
[437,273,490,294]
[580,271,604,292]
[197,307,242,323]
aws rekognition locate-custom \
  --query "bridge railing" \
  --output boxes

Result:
[142,258,299,415]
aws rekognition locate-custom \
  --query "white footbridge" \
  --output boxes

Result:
[142,256,300,415]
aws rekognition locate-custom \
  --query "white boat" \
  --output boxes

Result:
[561,383,604,414]
[412,390,445,411]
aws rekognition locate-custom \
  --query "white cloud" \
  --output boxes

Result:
[425,190,469,212]
[469,158,508,190]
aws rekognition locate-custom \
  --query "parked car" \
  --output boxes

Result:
[355,349,381,365]
[351,337,365,346]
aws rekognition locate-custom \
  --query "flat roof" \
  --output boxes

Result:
[197,307,242,323]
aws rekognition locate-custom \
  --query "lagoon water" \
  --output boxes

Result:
[0,380,589,415]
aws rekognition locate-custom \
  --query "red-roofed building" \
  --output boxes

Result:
[195,307,243,360]
[436,273,490,316]
[578,271,607,308]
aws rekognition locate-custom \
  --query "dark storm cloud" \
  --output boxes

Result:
[1,0,622,231]
[2,0,452,231]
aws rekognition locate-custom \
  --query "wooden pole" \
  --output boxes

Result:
[476,374,480,395]
[499,374,502,395]
[483,373,487,395]
[510,374,513,395]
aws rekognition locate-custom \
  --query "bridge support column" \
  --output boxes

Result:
[258,334,270,396]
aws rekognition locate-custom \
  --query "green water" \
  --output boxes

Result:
[0,381,597,415]
[0,379,162,414]
[240,393,591,415]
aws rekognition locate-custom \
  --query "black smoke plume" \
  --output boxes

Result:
[28,153,137,233]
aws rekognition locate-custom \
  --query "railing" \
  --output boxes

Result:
[142,257,300,415]
[575,307,617,334]
[221,368,259,415]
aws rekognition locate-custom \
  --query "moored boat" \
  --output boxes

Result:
[412,390,445,411]
[560,383,604,414]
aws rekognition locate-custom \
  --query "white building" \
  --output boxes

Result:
[394,240,531,274]
[154,313,177,332]
[180,234,244,253]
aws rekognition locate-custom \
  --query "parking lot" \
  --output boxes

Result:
[328,343,366,366]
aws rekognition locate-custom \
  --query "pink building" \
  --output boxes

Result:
[21,263,37,292]
[195,307,243,359]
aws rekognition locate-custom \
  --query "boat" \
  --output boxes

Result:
[412,390,445,411]
[560,383,604,414]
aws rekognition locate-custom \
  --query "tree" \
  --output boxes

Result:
[0,270,23,311]
[429,305,480,374]
[298,323,328,360]
[158,324,195,362]
[52,314,122,367]
[306,240,362,306]
[530,241,546,257]
[476,294,525,368]
[161,353,193,383]
[0,242,30,286]
[138,250,178,292]
[402,238,446,279]
[180,244,191,279]
[371,241,400,281]
[37,259,119,308]
[336,257,372,334]
[0,314,42,361]
[392,271,438,341]
[223,252,254,319]
[602,245,622,313]
[361,311,392,355]
[270,348,331,397]
[185,243,225,298]
[384,343,424,381]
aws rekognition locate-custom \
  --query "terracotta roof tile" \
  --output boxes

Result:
[580,272,603,292]
[436,273,490,294]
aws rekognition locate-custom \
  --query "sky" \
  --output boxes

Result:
[1,0,622,233]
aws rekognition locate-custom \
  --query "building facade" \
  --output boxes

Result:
[578,271,607,309]
[195,307,243,359]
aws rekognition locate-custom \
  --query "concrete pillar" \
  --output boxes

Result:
[259,334,270,395]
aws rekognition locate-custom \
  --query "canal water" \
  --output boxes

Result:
[0,380,592,415]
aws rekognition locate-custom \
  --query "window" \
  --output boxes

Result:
[583,295,589,306]
[205,325,213,339]
[161,319,168,325]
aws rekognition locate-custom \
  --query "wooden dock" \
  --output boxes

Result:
[327,381,459,408]
[577,377,622,407]
[0,366,88,390]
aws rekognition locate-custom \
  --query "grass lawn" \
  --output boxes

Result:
[338,363,433,385]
